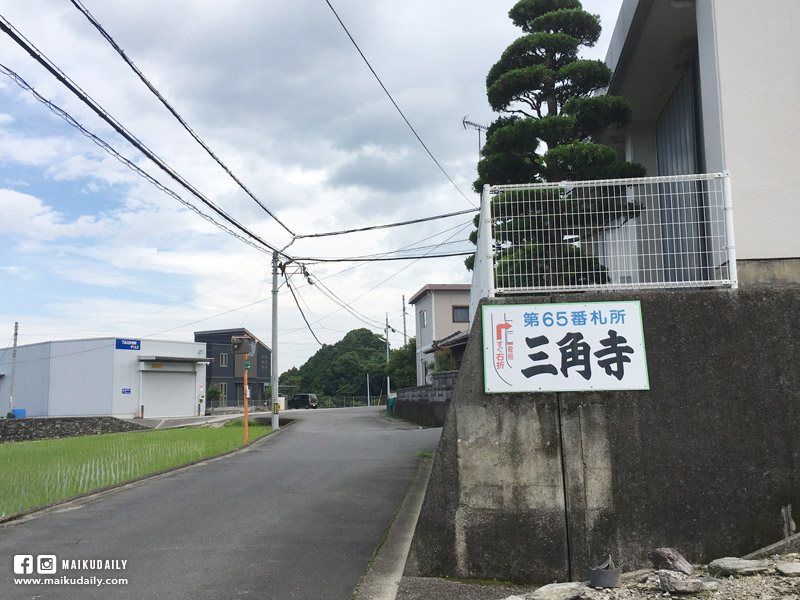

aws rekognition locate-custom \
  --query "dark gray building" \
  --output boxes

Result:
[194,328,271,410]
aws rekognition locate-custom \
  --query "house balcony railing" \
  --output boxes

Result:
[470,172,737,320]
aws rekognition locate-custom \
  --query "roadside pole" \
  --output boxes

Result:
[243,351,249,444]
[9,321,17,415]
[230,335,253,444]
[402,296,407,345]
[366,374,370,407]
[385,314,391,402]
[271,250,280,431]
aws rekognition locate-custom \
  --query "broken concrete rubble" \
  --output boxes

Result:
[650,547,693,575]
[492,554,800,600]
[656,570,716,594]
[776,561,800,577]
[708,556,771,576]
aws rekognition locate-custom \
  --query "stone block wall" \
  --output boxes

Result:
[0,417,147,443]
[394,371,458,427]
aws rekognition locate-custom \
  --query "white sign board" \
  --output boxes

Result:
[483,301,649,393]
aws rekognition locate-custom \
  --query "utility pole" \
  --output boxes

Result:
[401,295,408,345]
[366,373,370,407]
[385,313,391,401]
[271,250,280,431]
[9,321,17,416]
[243,349,249,444]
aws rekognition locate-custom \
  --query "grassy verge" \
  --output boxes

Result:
[0,423,270,517]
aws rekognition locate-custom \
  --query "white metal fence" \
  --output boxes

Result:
[470,172,737,318]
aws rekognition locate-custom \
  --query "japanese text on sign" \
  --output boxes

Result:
[482,302,649,393]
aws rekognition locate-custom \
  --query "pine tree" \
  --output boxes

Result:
[468,0,645,287]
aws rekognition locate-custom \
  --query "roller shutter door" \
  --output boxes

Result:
[141,371,195,417]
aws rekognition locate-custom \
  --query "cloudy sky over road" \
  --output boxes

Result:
[0,0,622,370]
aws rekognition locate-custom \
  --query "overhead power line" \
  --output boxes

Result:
[294,207,477,239]
[0,63,274,258]
[144,297,271,338]
[74,0,482,243]
[295,220,474,264]
[324,0,476,209]
[311,276,386,330]
[0,333,15,362]
[69,0,296,237]
[309,220,474,318]
[0,16,291,260]
[283,217,473,338]
[296,251,473,263]
[283,272,323,345]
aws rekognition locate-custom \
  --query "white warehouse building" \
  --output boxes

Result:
[0,337,211,418]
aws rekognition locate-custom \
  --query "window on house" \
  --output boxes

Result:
[220,352,228,368]
[219,382,228,407]
[452,306,469,323]
[420,310,427,329]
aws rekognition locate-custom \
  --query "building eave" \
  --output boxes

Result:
[408,283,470,305]
[139,356,213,364]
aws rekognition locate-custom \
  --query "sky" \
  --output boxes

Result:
[0,0,622,372]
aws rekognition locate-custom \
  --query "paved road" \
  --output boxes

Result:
[0,407,440,599]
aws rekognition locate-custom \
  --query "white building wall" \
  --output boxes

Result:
[413,290,471,386]
[0,337,207,418]
[414,294,435,386]
[625,119,658,175]
[432,291,471,341]
[134,339,207,418]
[705,0,800,260]
[696,0,725,174]
[48,339,114,416]
[0,342,52,417]
[112,341,141,416]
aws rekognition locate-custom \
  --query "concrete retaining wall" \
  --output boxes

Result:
[0,417,147,443]
[405,287,800,583]
[394,371,458,427]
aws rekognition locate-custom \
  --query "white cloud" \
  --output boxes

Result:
[0,0,624,368]
[0,265,31,279]
[0,189,110,240]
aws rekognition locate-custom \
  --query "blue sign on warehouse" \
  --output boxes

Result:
[115,339,141,350]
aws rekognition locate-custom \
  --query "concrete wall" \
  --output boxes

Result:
[394,371,458,428]
[737,258,800,288]
[406,288,800,583]
[708,0,800,261]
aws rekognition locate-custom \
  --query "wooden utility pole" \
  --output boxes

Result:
[402,296,408,345]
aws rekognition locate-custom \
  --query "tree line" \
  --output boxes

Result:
[279,328,416,398]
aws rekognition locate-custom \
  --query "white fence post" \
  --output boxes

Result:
[722,171,738,289]
[469,185,495,323]
[480,184,494,297]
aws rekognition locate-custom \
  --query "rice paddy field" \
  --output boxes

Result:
[0,421,270,518]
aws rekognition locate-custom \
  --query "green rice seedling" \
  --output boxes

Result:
[0,424,270,517]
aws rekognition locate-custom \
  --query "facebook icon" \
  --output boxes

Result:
[14,555,33,574]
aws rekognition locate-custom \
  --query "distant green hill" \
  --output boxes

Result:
[279,329,415,398]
